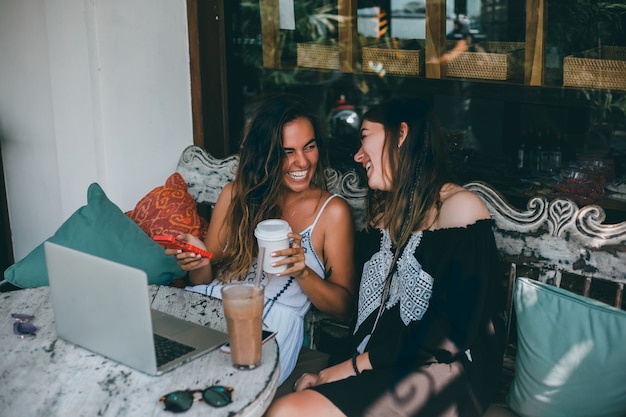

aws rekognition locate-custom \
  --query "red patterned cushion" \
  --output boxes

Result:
[125,172,209,239]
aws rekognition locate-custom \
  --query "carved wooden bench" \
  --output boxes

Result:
[177,145,626,413]
[177,145,626,299]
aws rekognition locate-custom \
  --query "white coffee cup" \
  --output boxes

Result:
[254,219,292,274]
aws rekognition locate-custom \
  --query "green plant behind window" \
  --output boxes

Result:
[548,1,626,55]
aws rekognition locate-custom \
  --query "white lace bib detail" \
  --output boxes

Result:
[354,229,434,334]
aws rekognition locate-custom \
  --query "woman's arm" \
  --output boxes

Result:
[288,197,356,321]
[433,37,470,64]
[170,182,234,285]
[295,352,372,391]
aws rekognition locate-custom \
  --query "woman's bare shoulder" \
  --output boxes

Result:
[217,182,235,200]
[437,184,490,228]
[328,192,353,212]
[319,193,354,226]
[222,181,234,193]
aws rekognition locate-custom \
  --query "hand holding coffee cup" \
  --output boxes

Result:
[254,219,292,275]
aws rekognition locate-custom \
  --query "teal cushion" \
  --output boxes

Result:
[4,183,184,288]
[508,277,626,417]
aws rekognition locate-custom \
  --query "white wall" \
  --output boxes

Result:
[0,0,194,261]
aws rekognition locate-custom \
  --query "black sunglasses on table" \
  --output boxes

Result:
[160,386,233,413]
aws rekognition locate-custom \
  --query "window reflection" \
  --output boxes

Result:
[214,0,626,216]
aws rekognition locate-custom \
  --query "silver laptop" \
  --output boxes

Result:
[44,241,228,375]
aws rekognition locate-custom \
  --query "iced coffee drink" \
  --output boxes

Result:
[221,283,264,369]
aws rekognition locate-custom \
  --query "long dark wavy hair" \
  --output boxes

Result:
[215,94,329,280]
[362,97,453,250]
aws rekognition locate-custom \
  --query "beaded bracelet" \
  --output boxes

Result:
[352,353,361,376]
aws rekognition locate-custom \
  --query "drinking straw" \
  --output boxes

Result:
[254,247,265,288]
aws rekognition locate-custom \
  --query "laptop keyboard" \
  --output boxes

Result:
[153,334,195,367]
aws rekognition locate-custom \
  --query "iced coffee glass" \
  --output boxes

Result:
[221,283,265,369]
[254,219,292,274]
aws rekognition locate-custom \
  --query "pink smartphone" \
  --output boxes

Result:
[153,235,213,259]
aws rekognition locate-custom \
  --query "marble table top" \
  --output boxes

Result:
[0,285,279,417]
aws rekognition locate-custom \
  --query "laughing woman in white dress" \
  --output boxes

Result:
[167,94,356,385]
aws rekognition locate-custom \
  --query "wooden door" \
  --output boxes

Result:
[187,0,233,157]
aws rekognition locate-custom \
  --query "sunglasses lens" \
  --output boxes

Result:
[162,391,194,413]
[203,386,232,407]
[14,321,37,337]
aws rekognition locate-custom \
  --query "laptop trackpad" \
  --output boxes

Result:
[152,310,194,337]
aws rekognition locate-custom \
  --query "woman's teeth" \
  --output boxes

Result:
[365,162,372,171]
[289,170,307,179]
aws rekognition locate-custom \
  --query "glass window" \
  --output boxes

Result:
[200,0,626,220]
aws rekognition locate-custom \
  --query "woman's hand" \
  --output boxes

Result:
[293,373,318,391]
[165,234,211,271]
[293,359,355,391]
[272,232,308,279]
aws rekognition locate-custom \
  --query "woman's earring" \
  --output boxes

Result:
[397,144,401,149]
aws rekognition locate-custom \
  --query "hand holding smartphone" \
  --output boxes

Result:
[153,235,213,259]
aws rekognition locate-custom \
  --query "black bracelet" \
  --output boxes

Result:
[352,353,361,376]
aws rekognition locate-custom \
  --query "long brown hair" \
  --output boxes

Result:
[215,94,329,280]
[362,98,452,249]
